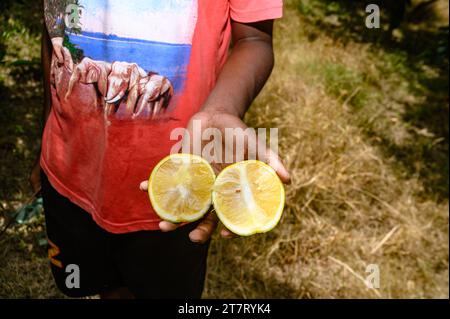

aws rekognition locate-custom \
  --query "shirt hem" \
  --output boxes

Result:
[230,6,284,23]
[40,158,162,234]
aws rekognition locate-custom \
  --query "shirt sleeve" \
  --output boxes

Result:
[229,0,283,23]
[43,0,66,39]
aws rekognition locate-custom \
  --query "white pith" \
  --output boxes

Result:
[213,161,285,237]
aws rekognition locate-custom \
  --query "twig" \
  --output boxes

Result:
[298,175,319,189]
[329,256,382,298]
[343,87,361,108]
[352,187,405,220]
[371,225,400,255]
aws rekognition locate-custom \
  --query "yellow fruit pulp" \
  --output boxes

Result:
[212,160,285,236]
[148,154,216,223]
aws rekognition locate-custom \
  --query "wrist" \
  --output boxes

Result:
[200,103,243,119]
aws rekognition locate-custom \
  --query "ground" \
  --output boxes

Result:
[0,0,448,298]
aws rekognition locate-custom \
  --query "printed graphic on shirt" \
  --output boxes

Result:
[45,0,198,121]
[47,238,63,268]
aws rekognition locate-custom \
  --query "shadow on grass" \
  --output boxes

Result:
[0,214,64,298]
[206,245,313,299]
[0,68,43,204]
[292,0,449,200]
[0,0,43,206]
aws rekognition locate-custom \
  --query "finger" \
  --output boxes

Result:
[220,228,238,239]
[266,148,291,184]
[139,180,148,191]
[189,213,218,243]
[159,221,181,232]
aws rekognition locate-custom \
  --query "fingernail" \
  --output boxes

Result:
[189,235,203,244]
[221,230,232,238]
[159,222,170,232]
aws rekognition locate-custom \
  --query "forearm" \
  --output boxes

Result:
[201,22,275,119]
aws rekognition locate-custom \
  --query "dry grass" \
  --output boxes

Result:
[204,3,449,299]
[1,1,448,299]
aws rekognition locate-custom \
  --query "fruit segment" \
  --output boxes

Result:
[149,154,216,223]
[212,161,285,236]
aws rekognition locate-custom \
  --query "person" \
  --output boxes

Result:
[30,0,291,299]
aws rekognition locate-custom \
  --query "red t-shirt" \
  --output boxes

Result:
[41,0,283,233]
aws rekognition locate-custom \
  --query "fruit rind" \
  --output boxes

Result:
[148,153,216,223]
[212,160,285,236]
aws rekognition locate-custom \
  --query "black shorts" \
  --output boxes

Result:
[41,173,210,299]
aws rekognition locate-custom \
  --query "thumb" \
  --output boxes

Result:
[139,180,149,191]
[159,221,183,232]
[266,148,291,184]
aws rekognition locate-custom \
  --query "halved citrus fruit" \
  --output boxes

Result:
[148,154,216,223]
[212,160,285,236]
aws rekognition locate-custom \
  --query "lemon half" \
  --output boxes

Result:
[212,160,285,236]
[148,154,216,223]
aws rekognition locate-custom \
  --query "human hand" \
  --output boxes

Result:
[139,110,290,243]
